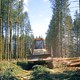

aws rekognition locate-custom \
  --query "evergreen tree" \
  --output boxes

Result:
[46,0,73,57]
[0,0,33,60]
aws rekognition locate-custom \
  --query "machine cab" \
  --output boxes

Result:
[32,38,47,55]
[34,38,45,49]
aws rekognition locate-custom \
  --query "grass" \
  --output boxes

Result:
[0,61,31,80]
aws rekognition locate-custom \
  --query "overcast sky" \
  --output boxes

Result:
[23,0,79,38]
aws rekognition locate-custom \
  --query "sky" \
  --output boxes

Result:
[23,0,79,38]
[24,0,52,38]
[69,0,79,19]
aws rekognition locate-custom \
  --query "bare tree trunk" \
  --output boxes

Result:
[0,18,2,61]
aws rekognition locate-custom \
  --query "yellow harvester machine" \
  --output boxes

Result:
[28,37,53,69]
[31,37,48,55]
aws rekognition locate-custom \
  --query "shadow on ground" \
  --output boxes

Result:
[50,70,80,80]
[17,61,48,70]
[30,66,80,80]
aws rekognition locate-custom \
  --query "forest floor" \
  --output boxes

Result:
[0,58,80,80]
[50,57,80,80]
[0,61,31,80]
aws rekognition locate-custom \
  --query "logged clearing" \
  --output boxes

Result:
[0,58,80,80]
[53,57,80,67]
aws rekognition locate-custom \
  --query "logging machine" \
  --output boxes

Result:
[30,37,48,55]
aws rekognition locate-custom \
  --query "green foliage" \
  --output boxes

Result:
[73,11,80,56]
[0,68,18,80]
[0,61,26,76]
[30,65,53,80]
[30,65,80,80]
[0,61,30,80]
[0,0,33,60]
[46,0,73,58]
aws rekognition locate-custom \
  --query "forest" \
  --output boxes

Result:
[0,0,34,61]
[46,0,80,58]
[0,0,80,60]
[0,0,80,80]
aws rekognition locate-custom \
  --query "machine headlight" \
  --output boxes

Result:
[43,49,47,52]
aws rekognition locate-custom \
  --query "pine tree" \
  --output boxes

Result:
[46,0,72,57]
